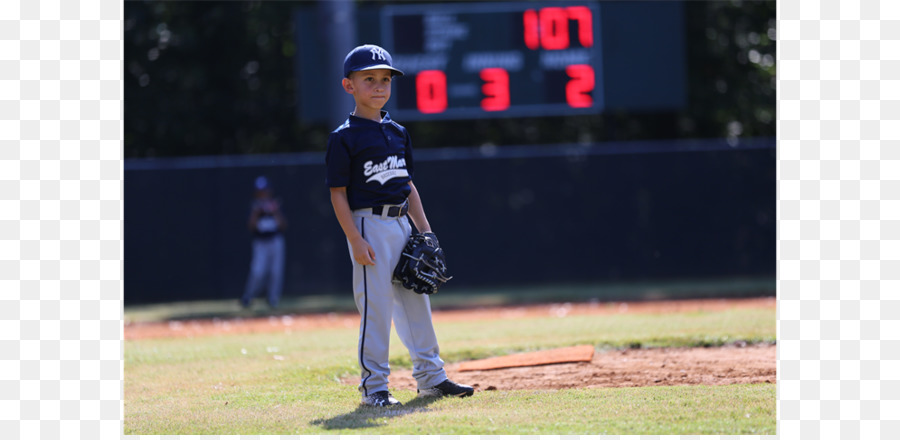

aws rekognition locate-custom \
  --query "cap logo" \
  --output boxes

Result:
[369,46,388,61]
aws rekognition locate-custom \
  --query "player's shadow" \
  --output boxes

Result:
[310,395,442,430]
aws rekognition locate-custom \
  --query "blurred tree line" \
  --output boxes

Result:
[124,0,775,158]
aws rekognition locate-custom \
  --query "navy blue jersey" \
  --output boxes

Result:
[250,199,283,239]
[325,111,415,210]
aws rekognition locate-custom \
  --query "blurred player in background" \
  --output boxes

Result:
[240,176,288,309]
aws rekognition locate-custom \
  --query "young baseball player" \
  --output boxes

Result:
[326,44,474,407]
[241,176,287,309]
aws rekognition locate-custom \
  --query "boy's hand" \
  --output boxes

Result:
[350,236,376,265]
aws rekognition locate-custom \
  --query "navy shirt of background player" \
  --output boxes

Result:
[326,111,415,210]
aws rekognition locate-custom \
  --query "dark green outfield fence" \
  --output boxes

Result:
[124,138,775,305]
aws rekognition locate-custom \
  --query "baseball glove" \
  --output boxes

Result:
[393,232,452,295]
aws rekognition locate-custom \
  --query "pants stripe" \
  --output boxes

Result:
[358,217,372,396]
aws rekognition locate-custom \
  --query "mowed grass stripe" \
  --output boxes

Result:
[126,384,775,435]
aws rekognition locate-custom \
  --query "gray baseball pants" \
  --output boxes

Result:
[348,209,448,396]
[242,235,285,307]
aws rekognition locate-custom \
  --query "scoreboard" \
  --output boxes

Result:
[381,2,603,120]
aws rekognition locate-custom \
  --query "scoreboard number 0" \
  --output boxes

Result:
[416,70,448,114]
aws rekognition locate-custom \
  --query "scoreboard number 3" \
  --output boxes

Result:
[480,68,510,111]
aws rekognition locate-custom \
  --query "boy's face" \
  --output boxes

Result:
[342,69,393,113]
[254,188,271,199]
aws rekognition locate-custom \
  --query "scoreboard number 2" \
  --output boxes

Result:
[565,64,594,108]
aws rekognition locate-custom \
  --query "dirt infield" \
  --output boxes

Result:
[125,297,776,391]
[124,297,775,340]
[380,343,775,391]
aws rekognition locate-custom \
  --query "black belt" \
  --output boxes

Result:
[254,232,281,240]
[372,202,409,217]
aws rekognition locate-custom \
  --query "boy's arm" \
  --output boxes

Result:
[407,181,432,233]
[272,201,287,231]
[330,187,376,265]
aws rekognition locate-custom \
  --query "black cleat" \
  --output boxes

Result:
[361,390,402,407]
[417,379,475,398]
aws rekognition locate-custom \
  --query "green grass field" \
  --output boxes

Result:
[124,296,776,435]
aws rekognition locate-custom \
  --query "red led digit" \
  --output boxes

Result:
[416,70,447,114]
[539,7,569,50]
[523,9,540,50]
[480,68,510,112]
[566,6,593,48]
[565,64,594,108]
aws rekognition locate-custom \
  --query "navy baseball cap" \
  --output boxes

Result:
[254,176,269,190]
[343,44,404,78]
